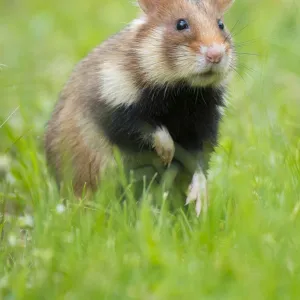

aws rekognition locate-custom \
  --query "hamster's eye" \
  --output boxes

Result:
[176,19,189,31]
[218,19,225,30]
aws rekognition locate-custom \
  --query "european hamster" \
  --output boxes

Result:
[45,0,236,216]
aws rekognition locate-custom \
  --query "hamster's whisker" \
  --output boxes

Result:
[230,23,251,38]
[234,38,259,48]
[234,51,259,57]
[229,64,246,83]
[238,63,256,74]
[236,63,257,80]
[224,18,242,42]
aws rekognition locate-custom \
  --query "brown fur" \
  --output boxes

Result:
[45,48,111,196]
[45,0,235,197]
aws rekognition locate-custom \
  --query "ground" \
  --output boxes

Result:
[1,0,300,299]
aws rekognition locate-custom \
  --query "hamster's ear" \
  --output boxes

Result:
[137,0,158,14]
[215,0,235,13]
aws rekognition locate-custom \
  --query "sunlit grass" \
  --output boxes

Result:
[1,0,300,299]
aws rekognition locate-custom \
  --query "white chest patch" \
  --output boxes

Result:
[99,61,140,107]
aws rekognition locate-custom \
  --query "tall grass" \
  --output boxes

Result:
[1,0,300,299]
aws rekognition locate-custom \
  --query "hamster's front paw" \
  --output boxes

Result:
[186,171,208,217]
[153,126,175,166]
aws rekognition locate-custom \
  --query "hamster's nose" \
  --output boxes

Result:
[206,46,224,64]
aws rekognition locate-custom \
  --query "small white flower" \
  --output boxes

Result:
[56,204,66,214]
[24,215,34,228]
[19,215,34,229]
[8,234,17,247]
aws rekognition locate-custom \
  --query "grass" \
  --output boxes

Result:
[1,0,300,299]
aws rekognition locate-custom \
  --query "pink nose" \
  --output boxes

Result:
[206,47,223,64]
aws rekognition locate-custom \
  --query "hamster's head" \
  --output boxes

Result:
[135,0,236,87]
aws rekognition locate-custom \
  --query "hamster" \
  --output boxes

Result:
[44,0,236,216]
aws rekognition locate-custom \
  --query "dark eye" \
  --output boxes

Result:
[218,19,225,30]
[176,19,189,31]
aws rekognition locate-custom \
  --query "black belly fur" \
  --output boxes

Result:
[93,83,225,153]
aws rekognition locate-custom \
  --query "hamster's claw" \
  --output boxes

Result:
[186,171,208,217]
[153,127,175,166]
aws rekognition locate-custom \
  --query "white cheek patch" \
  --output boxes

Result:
[137,28,176,84]
[174,45,200,78]
[99,62,140,106]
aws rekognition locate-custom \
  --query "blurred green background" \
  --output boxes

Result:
[1,0,300,299]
